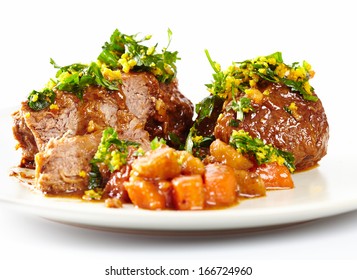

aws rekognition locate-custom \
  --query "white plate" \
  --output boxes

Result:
[1,108,356,233]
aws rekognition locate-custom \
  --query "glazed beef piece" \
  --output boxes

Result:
[14,72,193,159]
[213,82,329,171]
[12,72,193,195]
[122,72,193,146]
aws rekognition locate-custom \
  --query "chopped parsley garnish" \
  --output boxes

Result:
[50,59,120,99]
[228,96,253,121]
[27,28,179,111]
[27,59,121,110]
[98,28,179,83]
[27,88,56,111]
[205,50,318,102]
[88,127,140,190]
[87,163,103,190]
[184,95,223,155]
[150,137,166,150]
[185,126,215,156]
[194,95,222,123]
[88,129,170,190]
[91,127,140,173]
[205,50,227,98]
[229,130,295,172]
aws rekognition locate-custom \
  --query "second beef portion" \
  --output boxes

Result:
[213,82,329,171]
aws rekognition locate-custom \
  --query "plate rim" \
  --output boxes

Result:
[1,172,357,232]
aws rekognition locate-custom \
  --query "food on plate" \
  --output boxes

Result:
[187,50,329,171]
[11,28,329,210]
[12,29,193,196]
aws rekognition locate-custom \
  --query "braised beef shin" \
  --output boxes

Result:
[12,72,193,195]
[213,83,329,171]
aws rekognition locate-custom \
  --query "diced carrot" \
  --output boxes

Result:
[204,163,238,207]
[254,162,294,190]
[124,177,166,210]
[172,175,204,210]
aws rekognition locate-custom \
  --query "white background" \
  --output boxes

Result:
[1,0,356,278]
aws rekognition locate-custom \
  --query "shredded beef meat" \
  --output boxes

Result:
[12,72,193,195]
[35,132,102,195]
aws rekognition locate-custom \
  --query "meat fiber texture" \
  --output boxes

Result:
[194,81,329,171]
[12,72,194,195]
[213,82,329,171]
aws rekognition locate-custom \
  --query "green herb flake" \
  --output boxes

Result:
[229,96,253,121]
[150,137,166,150]
[87,127,141,191]
[91,127,140,173]
[98,28,179,83]
[204,49,227,99]
[205,50,318,103]
[27,88,56,111]
[229,119,239,127]
[51,59,120,99]
[229,129,295,172]
[185,94,223,156]
[27,28,179,111]
[185,126,214,156]
[194,95,221,123]
[167,133,184,150]
[87,163,102,190]
[82,188,103,201]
